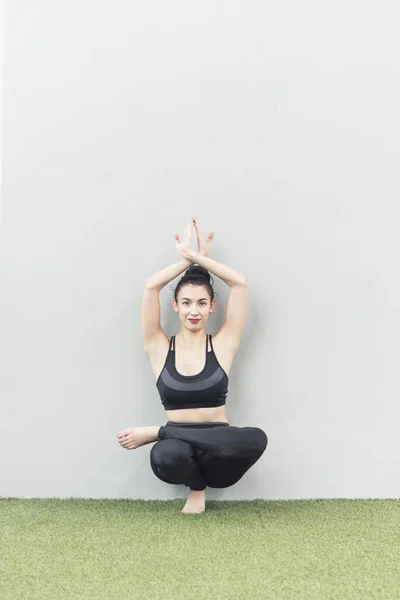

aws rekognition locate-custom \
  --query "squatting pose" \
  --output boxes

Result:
[117,218,267,513]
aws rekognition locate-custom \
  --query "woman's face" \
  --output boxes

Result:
[173,284,215,331]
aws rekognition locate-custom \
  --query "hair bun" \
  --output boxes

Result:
[185,265,211,282]
[173,264,215,302]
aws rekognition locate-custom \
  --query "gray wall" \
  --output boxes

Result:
[1,0,399,500]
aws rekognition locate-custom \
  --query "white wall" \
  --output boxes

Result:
[1,0,399,500]
[0,0,4,226]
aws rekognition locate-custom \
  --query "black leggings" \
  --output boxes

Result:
[150,422,268,491]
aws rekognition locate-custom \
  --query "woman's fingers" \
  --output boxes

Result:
[194,223,202,245]
[183,219,194,241]
[184,221,191,235]
[193,218,204,243]
[194,219,212,241]
[192,218,215,256]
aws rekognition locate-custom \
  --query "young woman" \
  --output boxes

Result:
[117,217,268,513]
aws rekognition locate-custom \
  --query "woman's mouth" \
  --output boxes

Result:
[189,319,201,324]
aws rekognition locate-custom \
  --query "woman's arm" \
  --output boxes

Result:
[177,217,246,287]
[144,258,192,291]
[142,258,191,352]
[178,224,248,343]
[142,221,195,352]
[183,249,246,288]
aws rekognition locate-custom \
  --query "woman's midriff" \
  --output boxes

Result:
[165,405,229,424]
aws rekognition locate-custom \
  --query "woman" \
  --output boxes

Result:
[117,217,268,513]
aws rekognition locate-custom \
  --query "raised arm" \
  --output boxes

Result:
[177,218,248,347]
[141,258,191,352]
[141,220,195,353]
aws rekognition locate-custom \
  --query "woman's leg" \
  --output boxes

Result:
[158,423,268,460]
[150,438,206,491]
[158,423,268,491]
[198,451,266,489]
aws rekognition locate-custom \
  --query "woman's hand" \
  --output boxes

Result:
[174,218,195,259]
[193,218,214,257]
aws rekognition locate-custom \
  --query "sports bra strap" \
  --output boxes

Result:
[208,334,214,352]
[169,336,175,352]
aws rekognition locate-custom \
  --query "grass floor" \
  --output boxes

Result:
[1,499,399,600]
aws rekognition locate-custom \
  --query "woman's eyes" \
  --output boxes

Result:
[183,302,206,306]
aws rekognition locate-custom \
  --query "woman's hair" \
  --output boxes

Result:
[173,265,215,303]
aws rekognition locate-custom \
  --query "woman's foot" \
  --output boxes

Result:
[117,426,160,449]
[181,489,206,514]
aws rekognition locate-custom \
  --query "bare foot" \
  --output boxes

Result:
[117,426,160,450]
[181,490,206,514]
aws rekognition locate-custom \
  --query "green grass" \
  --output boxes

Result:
[1,499,399,599]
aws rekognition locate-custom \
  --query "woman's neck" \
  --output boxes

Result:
[176,330,207,349]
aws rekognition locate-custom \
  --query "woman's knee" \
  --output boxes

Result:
[248,427,268,453]
[150,439,192,472]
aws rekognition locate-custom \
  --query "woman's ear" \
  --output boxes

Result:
[209,299,216,313]
[172,299,179,313]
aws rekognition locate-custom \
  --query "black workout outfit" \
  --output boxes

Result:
[150,335,268,491]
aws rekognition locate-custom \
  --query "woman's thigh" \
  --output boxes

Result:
[152,423,268,489]
[150,438,207,490]
[197,451,259,489]
[159,424,268,459]
[150,439,193,481]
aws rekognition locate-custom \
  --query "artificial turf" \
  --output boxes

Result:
[1,499,399,599]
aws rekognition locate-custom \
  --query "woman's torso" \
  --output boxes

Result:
[148,332,236,423]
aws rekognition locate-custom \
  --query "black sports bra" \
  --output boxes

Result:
[156,334,229,411]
